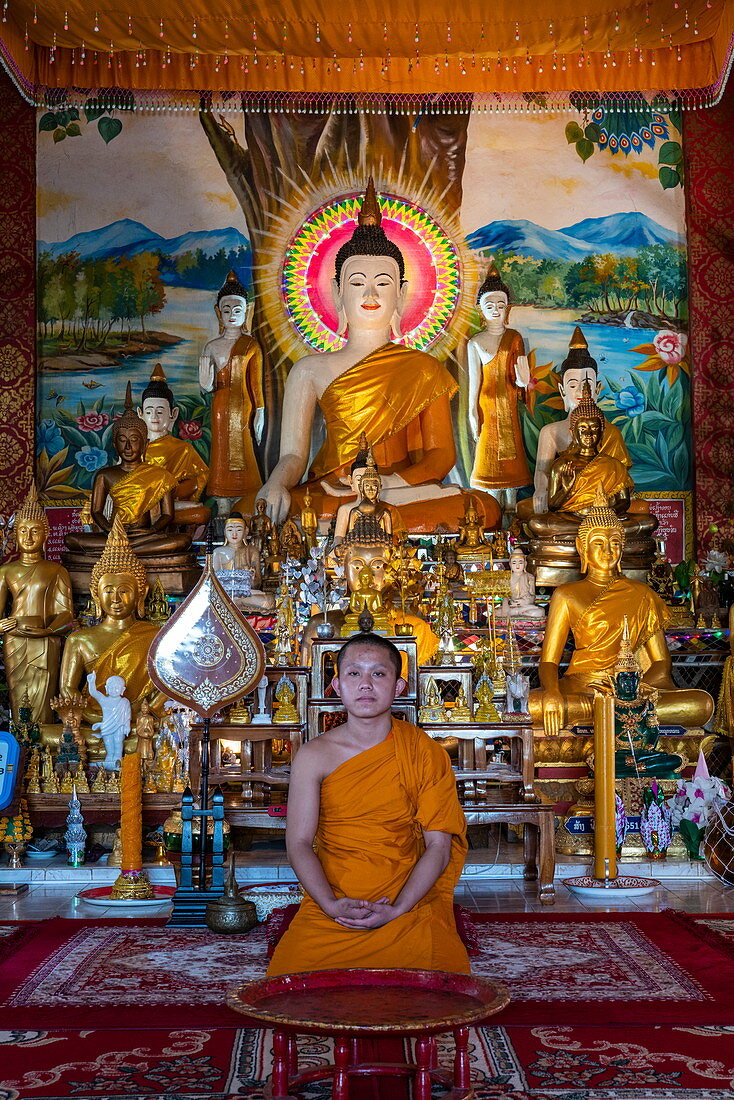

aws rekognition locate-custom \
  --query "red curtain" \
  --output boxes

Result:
[0,65,35,517]
[684,78,734,547]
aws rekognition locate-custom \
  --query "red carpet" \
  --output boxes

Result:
[1,910,734,1030]
[1,1022,733,1098]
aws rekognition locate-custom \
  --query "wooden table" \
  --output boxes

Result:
[227,967,510,1100]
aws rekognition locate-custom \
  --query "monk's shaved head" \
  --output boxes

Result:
[336,633,402,681]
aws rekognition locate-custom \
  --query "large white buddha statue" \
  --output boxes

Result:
[252,179,501,535]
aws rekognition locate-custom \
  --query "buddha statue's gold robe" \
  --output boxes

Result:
[561,453,633,514]
[209,334,264,497]
[470,329,531,491]
[145,436,208,501]
[109,464,178,526]
[91,621,161,716]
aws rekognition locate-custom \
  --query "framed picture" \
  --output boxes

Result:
[639,491,693,564]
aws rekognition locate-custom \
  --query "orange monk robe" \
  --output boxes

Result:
[109,464,177,525]
[471,329,531,491]
[388,609,439,667]
[563,454,633,513]
[145,435,208,501]
[90,620,162,716]
[267,719,470,977]
[208,334,264,497]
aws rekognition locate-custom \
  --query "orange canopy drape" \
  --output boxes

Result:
[0,0,732,105]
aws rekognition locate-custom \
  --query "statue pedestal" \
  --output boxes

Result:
[62,549,201,599]
[525,514,657,587]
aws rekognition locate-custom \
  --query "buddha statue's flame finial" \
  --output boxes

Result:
[358,177,382,228]
[485,258,500,279]
[569,325,588,350]
[150,362,167,384]
[614,615,641,676]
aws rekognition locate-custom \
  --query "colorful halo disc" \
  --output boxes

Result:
[281,192,462,353]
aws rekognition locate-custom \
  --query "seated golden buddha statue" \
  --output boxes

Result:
[341,564,392,636]
[528,495,713,735]
[333,438,396,547]
[250,178,501,535]
[518,327,631,520]
[526,381,657,584]
[457,494,488,555]
[137,364,210,527]
[58,517,163,744]
[65,383,192,558]
[300,515,438,666]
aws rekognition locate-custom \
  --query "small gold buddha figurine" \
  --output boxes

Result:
[25,748,41,794]
[273,675,299,724]
[91,766,108,793]
[300,490,319,553]
[105,769,120,794]
[341,564,392,637]
[263,525,285,583]
[443,546,465,587]
[249,497,273,556]
[457,495,487,553]
[135,699,156,763]
[449,685,473,722]
[50,692,88,764]
[142,760,157,794]
[280,518,304,561]
[153,727,177,792]
[171,758,186,793]
[145,577,171,626]
[41,747,59,793]
[273,578,297,664]
[474,676,500,722]
[419,677,448,723]
[228,697,252,724]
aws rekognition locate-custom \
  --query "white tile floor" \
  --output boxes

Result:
[2,853,733,920]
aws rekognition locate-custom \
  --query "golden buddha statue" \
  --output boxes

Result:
[474,676,500,722]
[467,260,532,509]
[300,490,319,552]
[253,178,501,534]
[0,485,74,722]
[280,518,304,561]
[199,270,264,515]
[518,327,631,520]
[59,517,162,730]
[249,498,273,555]
[333,436,396,547]
[341,564,392,636]
[273,675,299,724]
[145,577,171,627]
[64,383,191,556]
[134,699,156,763]
[527,383,657,584]
[457,495,487,554]
[449,684,473,722]
[443,546,465,587]
[136,364,209,527]
[418,677,448,723]
[528,494,714,735]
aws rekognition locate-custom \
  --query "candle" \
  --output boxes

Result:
[119,751,143,872]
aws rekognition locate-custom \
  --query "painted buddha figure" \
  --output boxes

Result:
[65,384,190,556]
[255,178,501,534]
[59,517,162,729]
[527,383,657,583]
[468,261,531,507]
[137,364,209,526]
[518,327,630,520]
[199,270,264,515]
[528,495,714,735]
[0,485,74,722]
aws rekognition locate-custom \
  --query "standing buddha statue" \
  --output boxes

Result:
[0,485,74,722]
[467,260,531,508]
[199,270,264,515]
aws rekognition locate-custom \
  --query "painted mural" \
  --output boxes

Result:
[36,104,689,506]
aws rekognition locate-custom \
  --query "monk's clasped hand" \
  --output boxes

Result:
[333,896,402,930]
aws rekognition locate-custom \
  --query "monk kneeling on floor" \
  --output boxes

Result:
[267,633,470,976]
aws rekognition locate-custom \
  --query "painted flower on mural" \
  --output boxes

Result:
[523,351,559,417]
[76,412,110,432]
[614,387,645,417]
[37,419,66,457]
[631,329,690,388]
[75,446,108,473]
[178,420,203,441]
[653,330,687,366]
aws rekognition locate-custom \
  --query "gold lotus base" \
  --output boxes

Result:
[110,869,155,900]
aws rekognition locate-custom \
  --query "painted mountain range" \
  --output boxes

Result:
[37,218,250,260]
[466,211,682,261]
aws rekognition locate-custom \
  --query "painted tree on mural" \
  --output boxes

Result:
[199,107,470,468]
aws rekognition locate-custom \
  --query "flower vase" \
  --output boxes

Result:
[640,784,673,860]
[615,793,627,856]
[678,819,705,861]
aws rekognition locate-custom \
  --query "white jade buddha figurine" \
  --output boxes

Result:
[498,548,544,620]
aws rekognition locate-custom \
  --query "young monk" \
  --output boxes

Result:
[267,633,470,976]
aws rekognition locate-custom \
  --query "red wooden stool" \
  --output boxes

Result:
[227,967,509,1099]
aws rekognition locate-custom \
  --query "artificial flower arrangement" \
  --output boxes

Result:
[666,752,732,860]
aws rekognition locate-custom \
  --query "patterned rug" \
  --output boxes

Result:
[1,911,734,1030]
[1,1023,733,1099]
